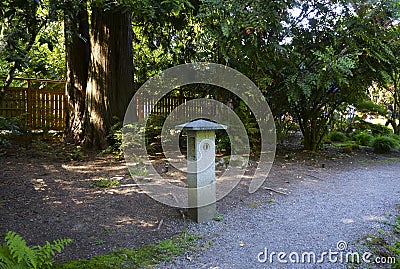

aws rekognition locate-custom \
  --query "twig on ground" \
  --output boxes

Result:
[262,187,289,196]
[157,219,163,230]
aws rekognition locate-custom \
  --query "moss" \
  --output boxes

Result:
[56,231,200,269]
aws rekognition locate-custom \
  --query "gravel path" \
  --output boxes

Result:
[163,161,400,269]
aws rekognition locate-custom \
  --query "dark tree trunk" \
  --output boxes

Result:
[300,113,327,151]
[84,7,134,149]
[64,7,90,144]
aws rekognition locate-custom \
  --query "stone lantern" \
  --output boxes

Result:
[176,119,227,222]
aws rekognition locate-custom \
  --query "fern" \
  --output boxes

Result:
[0,231,72,269]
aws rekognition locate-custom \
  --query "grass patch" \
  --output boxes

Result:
[56,231,200,269]
[212,212,224,222]
[353,214,400,268]
[90,178,120,188]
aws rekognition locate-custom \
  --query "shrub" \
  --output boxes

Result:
[103,114,167,158]
[372,136,400,154]
[0,116,22,146]
[354,132,374,146]
[102,121,144,158]
[389,134,400,142]
[328,131,347,142]
[370,124,393,136]
[0,231,72,269]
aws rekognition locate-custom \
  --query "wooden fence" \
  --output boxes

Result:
[136,95,233,121]
[137,95,195,119]
[1,78,227,131]
[0,78,66,130]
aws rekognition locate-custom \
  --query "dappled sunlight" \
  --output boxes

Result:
[54,179,75,185]
[31,178,48,191]
[61,160,127,175]
[115,216,157,228]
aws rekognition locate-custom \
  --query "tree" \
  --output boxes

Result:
[283,47,360,150]
[350,0,400,134]
[281,0,368,150]
[0,0,58,93]
[63,2,134,148]
[84,5,134,148]
[64,1,90,144]
[64,0,194,149]
[195,0,294,121]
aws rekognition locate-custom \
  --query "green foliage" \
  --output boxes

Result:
[0,0,65,81]
[90,178,120,188]
[56,231,199,269]
[1,0,399,152]
[128,165,148,178]
[216,130,230,153]
[0,116,20,133]
[0,231,72,269]
[102,121,144,158]
[389,134,400,143]
[0,116,21,146]
[67,146,84,161]
[360,213,400,269]
[371,124,393,136]
[233,101,261,154]
[352,121,393,137]
[328,131,347,143]
[355,100,389,116]
[145,114,168,153]
[372,136,400,153]
[353,132,375,147]
[283,10,365,150]
[276,114,300,144]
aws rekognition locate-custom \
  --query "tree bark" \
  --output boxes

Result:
[84,7,134,149]
[64,7,90,144]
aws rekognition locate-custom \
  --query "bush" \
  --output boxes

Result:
[0,231,72,269]
[372,136,400,154]
[328,131,347,142]
[370,124,393,136]
[389,134,400,142]
[354,132,374,146]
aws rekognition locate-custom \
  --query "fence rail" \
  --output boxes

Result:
[1,78,226,131]
[0,78,66,130]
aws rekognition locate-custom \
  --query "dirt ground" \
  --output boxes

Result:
[0,136,399,263]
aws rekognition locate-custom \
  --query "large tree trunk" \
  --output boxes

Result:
[64,7,90,144]
[84,7,134,149]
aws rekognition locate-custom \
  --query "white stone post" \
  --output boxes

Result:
[176,119,227,222]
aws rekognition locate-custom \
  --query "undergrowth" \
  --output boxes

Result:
[56,231,200,269]
[0,231,72,269]
[353,210,400,268]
